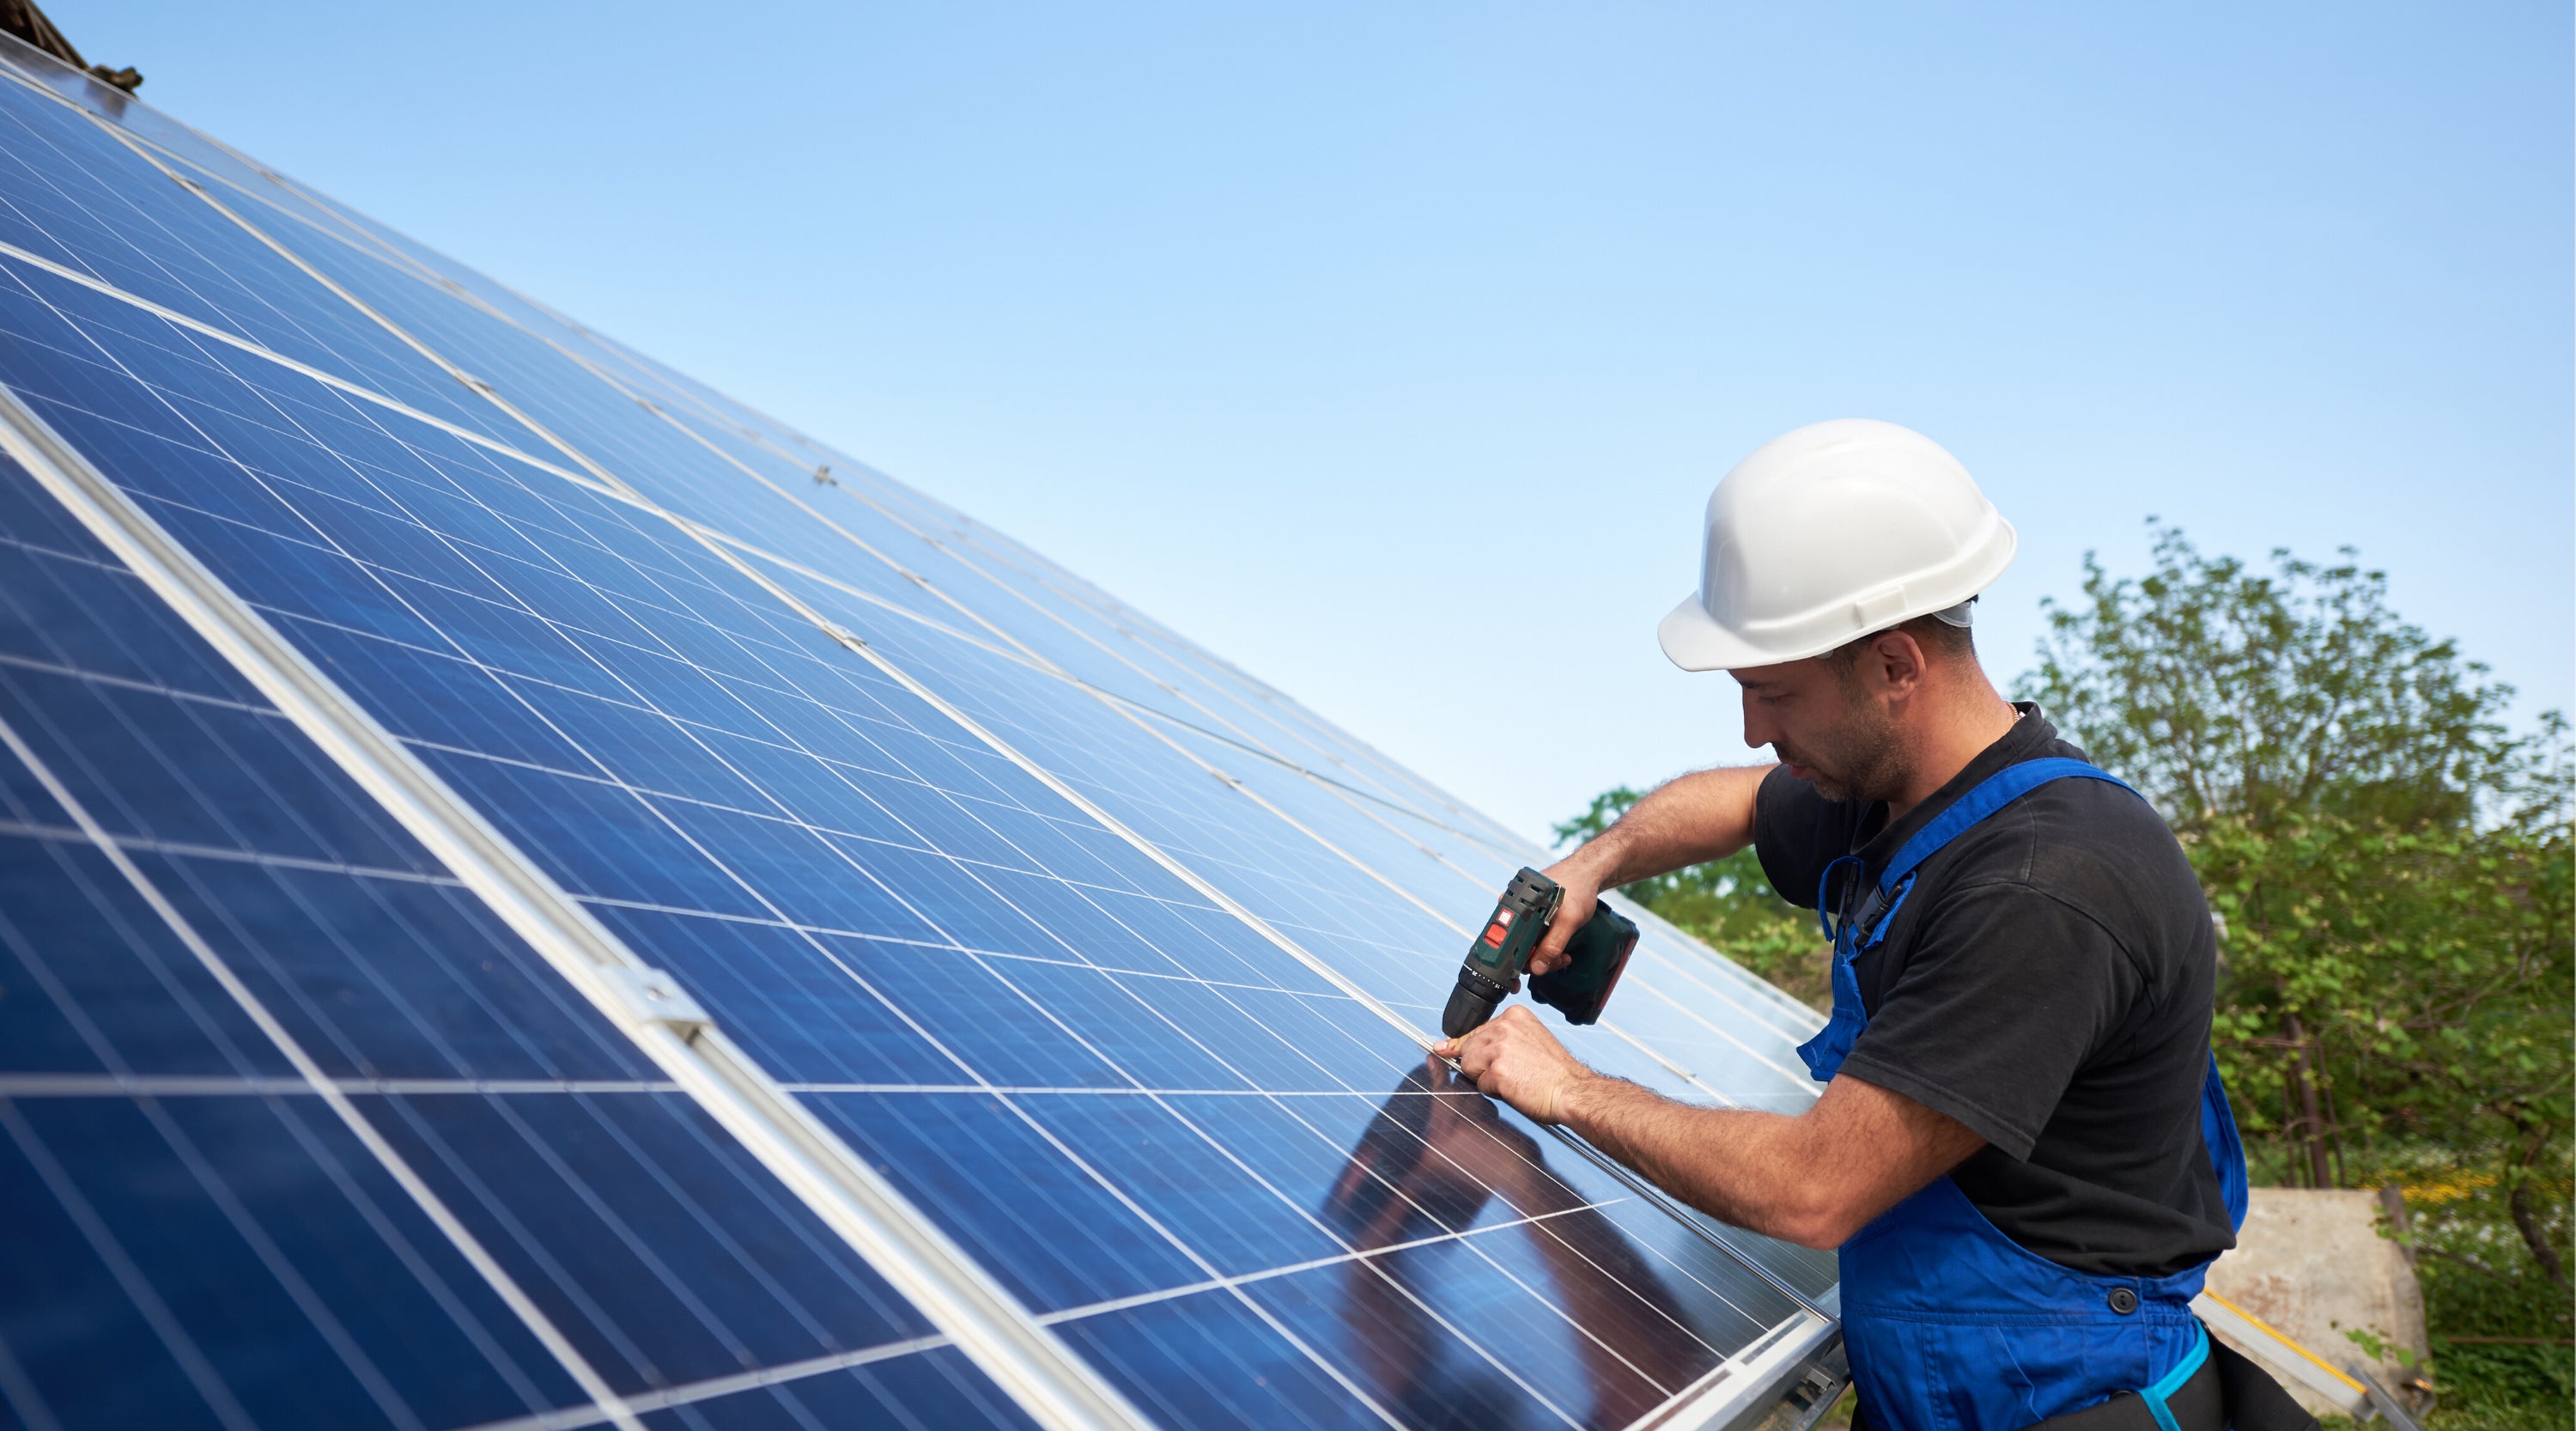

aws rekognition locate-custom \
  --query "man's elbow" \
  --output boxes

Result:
[1769,1190,1871,1250]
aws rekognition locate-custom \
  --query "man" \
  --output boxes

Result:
[1434,420,2300,1431]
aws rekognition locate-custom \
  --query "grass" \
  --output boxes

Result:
[2413,1256,2572,1431]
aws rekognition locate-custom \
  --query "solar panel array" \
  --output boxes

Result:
[0,34,1840,1431]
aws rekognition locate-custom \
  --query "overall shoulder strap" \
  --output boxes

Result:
[1877,757,2139,892]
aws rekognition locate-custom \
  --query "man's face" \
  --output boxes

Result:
[1729,655,1906,804]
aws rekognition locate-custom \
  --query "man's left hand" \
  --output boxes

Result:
[1431,1006,1595,1125]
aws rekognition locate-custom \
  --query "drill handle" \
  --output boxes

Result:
[1528,898,1639,1026]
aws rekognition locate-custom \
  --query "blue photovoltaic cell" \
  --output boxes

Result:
[0,33,1838,1431]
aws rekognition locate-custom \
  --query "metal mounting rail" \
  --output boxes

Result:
[1626,1308,1842,1431]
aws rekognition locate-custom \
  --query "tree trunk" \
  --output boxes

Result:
[2283,1014,2333,1189]
[2508,1161,2568,1290]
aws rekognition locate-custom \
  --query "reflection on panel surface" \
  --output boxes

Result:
[0,33,1836,1431]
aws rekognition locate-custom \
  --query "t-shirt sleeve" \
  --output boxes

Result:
[1753,765,1861,910]
[1836,884,2142,1160]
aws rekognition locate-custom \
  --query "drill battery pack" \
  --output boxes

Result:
[1439,866,1639,1038]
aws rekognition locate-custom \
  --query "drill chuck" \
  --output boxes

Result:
[1441,966,1510,1038]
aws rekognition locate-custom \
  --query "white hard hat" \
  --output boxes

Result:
[1658,418,2016,671]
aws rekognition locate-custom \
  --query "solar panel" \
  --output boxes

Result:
[0,32,1843,1431]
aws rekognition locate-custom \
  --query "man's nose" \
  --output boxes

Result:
[1740,691,1774,749]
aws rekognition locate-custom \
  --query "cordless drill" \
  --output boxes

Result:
[1440,867,1640,1038]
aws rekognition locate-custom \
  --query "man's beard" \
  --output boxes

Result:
[1780,709,1909,805]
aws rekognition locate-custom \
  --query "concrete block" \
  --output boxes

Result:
[2202,1188,2427,1417]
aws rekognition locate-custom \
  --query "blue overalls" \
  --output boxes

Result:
[1795,758,2251,1431]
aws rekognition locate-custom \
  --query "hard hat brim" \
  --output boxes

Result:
[1657,566,2014,674]
[1657,594,1796,673]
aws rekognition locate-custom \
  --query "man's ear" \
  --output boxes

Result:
[1866,630,1929,697]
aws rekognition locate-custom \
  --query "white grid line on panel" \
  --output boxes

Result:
[1627,976,1826,1090]
[0,1098,264,1431]
[1030,1197,1624,1325]
[1636,927,1830,1043]
[10,1064,437,1431]
[1010,1171,1822,1417]
[0,384,1157,1431]
[0,644,276,719]
[783,1085,1428,1097]
[1,52,850,512]
[703,517,1493,844]
[0,1314,68,1431]
[0,237,607,492]
[0,816,470,886]
[448,1332,957,1431]
[791,470,1522,843]
[0,820,586,1422]
[564,889,1383,1003]
[1071,705,1814,1105]
[646,490,1451,1049]
[440,1294,1828,1431]
[0,1075,685,1098]
[0,1078,1537,1099]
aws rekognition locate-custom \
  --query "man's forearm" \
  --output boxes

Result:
[1555,1074,1827,1245]
[1438,1015,1986,1251]
[1564,764,1774,889]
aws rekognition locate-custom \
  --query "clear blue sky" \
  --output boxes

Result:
[64,1,2574,844]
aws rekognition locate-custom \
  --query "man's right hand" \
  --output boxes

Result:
[1520,764,1776,977]
[1526,851,1608,977]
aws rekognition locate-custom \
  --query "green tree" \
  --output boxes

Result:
[2019,524,2535,835]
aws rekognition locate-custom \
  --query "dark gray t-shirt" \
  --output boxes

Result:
[1753,705,2234,1276]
